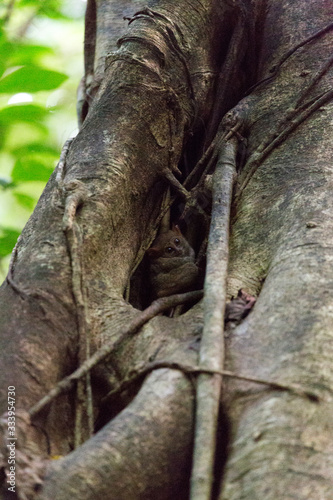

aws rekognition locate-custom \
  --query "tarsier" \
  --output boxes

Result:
[147,225,200,299]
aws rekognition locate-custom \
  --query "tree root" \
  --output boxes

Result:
[28,290,203,419]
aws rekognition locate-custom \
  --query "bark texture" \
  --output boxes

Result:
[219,1,333,498]
[0,0,332,499]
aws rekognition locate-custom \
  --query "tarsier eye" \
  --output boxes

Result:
[174,238,180,244]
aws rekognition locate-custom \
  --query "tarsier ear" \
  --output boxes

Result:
[172,224,182,235]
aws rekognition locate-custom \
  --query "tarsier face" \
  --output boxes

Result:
[161,234,183,257]
[147,225,193,259]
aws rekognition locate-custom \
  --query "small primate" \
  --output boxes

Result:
[147,225,199,299]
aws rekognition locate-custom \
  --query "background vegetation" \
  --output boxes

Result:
[0,0,84,280]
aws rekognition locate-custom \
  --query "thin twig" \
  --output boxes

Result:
[2,0,15,24]
[190,137,237,500]
[101,361,320,404]
[180,134,226,224]
[182,11,249,191]
[238,88,333,194]
[183,142,215,189]
[294,53,333,109]
[245,21,333,95]
[163,169,190,200]
[28,290,203,419]
[15,9,38,39]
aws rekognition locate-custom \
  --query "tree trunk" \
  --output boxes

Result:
[219,1,333,498]
[0,0,332,499]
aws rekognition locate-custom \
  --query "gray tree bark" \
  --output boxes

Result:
[0,0,332,499]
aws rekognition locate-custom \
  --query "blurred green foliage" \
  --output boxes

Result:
[0,0,85,280]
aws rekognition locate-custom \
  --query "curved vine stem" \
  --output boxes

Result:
[238,88,333,194]
[245,21,333,95]
[28,289,203,419]
[190,137,237,500]
[64,221,94,447]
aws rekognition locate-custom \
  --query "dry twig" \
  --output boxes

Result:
[190,137,237,500]
[28,290,203,419]
[239,88,333,194]
[102,361,319,404]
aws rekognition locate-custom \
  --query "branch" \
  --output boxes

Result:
[190,137,237,500]
[28,290,203,419]
[64,221,94,446]
[102,361,320,404]
[2,0,15,24]
[294,53,333,109]
[183,141,215,189]
[239,88,333,194]
[245,21,333,95]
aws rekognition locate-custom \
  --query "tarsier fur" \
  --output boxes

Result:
[147,224,199,299]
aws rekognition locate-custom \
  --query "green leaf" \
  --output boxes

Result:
[0,178,16,190]
[0,104,48,124]
[0,41,14,78]
[8,44,54,66]
[11,142,59,157]
[0,228,21,258]
[0,105,49,143]
[17,0,42,5]
[9,144,59,184]
[17,0,70,20]
[0,66,68,94]
[12,157,54,182]
[13,192,36,210]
